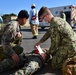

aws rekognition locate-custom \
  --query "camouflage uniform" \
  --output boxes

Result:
[39,17,76,69]
[0,20,23,72]
[10,52,45,75]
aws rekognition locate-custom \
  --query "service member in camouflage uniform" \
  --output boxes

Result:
[35,6,76,69]
[60,11,66,21]
[10,48,50,75]
[0,10,29,72]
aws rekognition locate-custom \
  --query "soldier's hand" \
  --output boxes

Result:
[40,53,49,62]
[11,54,20,63]
[34,41,41,49]
[17,32,22,38]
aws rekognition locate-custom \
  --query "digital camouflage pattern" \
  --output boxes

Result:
[1,20,23,57]
[11,61,40,75]
[0,45,23,62]
[0,21,23,72]
[10,53,43,75]
[40,17,76,69]
[0,53,26,73]
[10,48,50,75]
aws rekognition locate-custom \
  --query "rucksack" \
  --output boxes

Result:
[62,56,76,75]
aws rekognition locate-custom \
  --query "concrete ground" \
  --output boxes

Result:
[1,26,76,75]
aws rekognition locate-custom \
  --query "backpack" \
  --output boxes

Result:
[62,56,76,75]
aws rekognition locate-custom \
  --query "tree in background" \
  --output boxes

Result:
[2,13,17,23]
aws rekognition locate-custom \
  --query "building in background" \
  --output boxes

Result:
[49,5,76,27]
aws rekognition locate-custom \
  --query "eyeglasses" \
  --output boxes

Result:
[39,14,47,22]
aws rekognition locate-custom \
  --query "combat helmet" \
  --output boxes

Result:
[31,3,36,8]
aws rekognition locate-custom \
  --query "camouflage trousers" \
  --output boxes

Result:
[0,45,23,61]
[0,36,23,61]
[0,53,26,73]
[10,54,43,75]
[0,45,23,72]
[51,49,76,69]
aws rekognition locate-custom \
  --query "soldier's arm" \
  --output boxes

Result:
[35,28,51,48]
[2,24,16,56]
[40,28,51,43]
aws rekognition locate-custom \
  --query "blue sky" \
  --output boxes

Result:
[0,0,76,15]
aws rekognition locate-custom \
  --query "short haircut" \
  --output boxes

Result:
[38,6,49,18]
[18,10,29,19]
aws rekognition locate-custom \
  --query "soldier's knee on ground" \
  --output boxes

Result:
[13,45,23,55]
[0,58,14,72]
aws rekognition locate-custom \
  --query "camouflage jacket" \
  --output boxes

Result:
[40,17,76,57]
[1,21,22,56]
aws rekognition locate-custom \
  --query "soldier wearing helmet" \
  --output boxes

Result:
[29,3,39,39]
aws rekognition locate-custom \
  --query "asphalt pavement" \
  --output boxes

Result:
[1,27,76,75]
